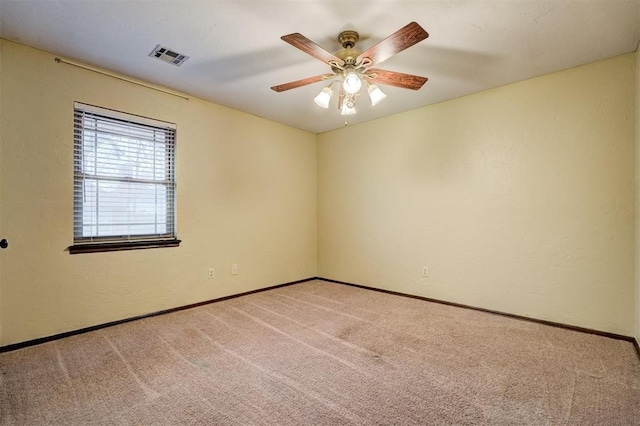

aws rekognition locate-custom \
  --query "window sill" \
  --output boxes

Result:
[69,239,181,254]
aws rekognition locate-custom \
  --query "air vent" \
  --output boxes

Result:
[149,45,189,67]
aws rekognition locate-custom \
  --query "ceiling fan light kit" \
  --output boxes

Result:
[271,22,429,116]
[367,83,387,106]
[313,86,333,109]
[341,95,357,115]
[343,70,362,94]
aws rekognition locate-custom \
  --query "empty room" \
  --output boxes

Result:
[1,0,639,424]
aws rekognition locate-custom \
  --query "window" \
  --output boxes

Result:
[70,103,179,254]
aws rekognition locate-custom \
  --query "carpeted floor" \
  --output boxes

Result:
[1,279,639,425]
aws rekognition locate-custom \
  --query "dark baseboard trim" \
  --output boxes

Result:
[4,276,638,361]
[318,277,638,350]
[0,277,316,353]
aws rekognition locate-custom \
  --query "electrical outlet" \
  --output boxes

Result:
[208,268,215,279]
[422,266,429,277]
[231,264,238,275]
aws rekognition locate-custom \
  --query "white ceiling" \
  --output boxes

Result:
[1,1,639,134]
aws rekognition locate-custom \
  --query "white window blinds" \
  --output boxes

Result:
[73,103,177,245]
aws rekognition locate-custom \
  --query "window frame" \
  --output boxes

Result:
[69,102,180,254]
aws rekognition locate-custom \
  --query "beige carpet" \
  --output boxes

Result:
[1,279,639,425]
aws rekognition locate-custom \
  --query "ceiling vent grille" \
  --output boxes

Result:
[149,45,189,66]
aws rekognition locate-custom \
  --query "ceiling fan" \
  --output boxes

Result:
[271,22,429,115]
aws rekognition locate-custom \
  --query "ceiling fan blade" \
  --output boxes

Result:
[271,73,335,92]
[368,68,428,90]
[281,33,343,65]
[357,22,429,66]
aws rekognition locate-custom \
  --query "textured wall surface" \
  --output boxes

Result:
[0,39,4,344]
[0,41,317,346]
[636,46,640,342]
[318,54,636,335]
[1,39,637,347]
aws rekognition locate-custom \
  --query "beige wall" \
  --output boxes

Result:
[1,38,637,347]
[0,39,4,343]
[318,54,636,336]
[636,45,640,343]
[0,40,317,346]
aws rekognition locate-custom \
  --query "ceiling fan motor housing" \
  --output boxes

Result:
[333,30,362,73]
[338,30,359,49]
